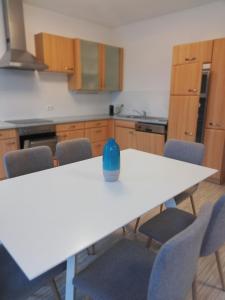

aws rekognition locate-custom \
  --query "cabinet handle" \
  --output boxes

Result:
[70,125,76,129]
[95,130,102,133]
[188,88,198,93]
[96,123,101,126]
[6,141,16,146]
[209,122,221,127]
[185,131,193,136]
[129,131,134,135]
[185,58,190,61]
[191,57,196,61]
[64,66,74,71]
[96,144,101,148]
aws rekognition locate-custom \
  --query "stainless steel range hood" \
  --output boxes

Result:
[0,0,47,71]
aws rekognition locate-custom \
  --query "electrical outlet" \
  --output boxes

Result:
[47,105,54,111]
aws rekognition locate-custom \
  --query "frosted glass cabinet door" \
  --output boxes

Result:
[80,40,100,90]
[104,46,122,91]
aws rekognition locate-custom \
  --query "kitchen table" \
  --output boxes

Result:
[0,149,216,300]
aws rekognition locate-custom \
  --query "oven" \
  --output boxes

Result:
[18,125,57,155]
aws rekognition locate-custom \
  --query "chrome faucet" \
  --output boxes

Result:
[133,109,147,118]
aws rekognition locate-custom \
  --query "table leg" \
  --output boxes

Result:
[65,255,76,300]
[164,198,176,208]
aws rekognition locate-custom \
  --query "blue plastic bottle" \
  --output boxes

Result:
[103,138,120,182]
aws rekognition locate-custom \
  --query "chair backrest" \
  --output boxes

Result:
[164,139,205,165]
[201,195,225,256]
[3,146,53,178]
[148,203,213,300]
[55,138,92,166]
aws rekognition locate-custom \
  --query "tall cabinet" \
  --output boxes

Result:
[168,38,225,184]
[204,39,225,183]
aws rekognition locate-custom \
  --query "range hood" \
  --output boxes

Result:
[0,0,47,71]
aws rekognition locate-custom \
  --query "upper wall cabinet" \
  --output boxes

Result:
[68,39,101,91]
[170,63,202,96]
[172,40,213,65]
[35,33,74,74]
[101,45,123,91]
[68,40,124,92]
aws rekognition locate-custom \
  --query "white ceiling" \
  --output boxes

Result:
[25,0,219,27]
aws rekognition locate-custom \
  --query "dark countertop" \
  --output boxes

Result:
[0,114,168,130]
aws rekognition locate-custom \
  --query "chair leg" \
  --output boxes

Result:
[49,278,61,300]
[122,226,126,235]
[134,217,141,233]
[146,238,152,249]
[160,204,163,213]
[215,250,225,291]
[87,245,96,255]
[190,195,197,216]
[192,276,197,300]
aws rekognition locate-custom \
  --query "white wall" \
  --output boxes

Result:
[111,1,225,118]
[0,3,114,120]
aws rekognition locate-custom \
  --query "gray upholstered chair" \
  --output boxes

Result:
[134,139,205,233]
[162,139,205,214]
[3,146,65,300]
[3,146,53,178]
[0,244,65,300]
[74,203,212,300]
[56,138,96,255]
[55,138,92,166]
[139,195,225,297]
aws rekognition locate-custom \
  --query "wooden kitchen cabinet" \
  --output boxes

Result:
[204,129,225,183]
[68,40,124,91]
[101,45,123,91]
[56,122,85,142]
[206,38,225,130]
[68,39,101,91]
[171,63,202,96]
[85,120,108,156]
[135,131,165,155]
[168,96,199,141]
[172,40,213,65]
[115,120,165,154]
[0,130,19,179]
[35,33,74,73]
[115,127,136,150]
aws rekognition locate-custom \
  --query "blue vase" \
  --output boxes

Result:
[103,138,120,182]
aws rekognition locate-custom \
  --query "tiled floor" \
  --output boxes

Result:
[28,181,225,300]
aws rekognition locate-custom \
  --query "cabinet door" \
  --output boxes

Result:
[203,129,225,183]
[85,127,108,143]
[68,39,100,91]
[35,33,74,73]
[172,40,213,65]
[115,127,136,150]
[171,63,202,95]
[206,38,225,130]
[80,40,100,90]
[0,138,18,178]
[135,132,164,155]
[102,45,123,91]
[168,96,199,141]
[57,130,85,142]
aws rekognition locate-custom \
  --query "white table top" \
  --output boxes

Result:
[0,149,216,280]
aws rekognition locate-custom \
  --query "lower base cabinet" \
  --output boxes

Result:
[115,124,165,155]
[0,130,19,179]
[56,120,109,157]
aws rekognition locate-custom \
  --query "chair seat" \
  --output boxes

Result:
[74,239,156,300]
[175,185,198,205]
[0,245,66,300]
[139,208,196,244]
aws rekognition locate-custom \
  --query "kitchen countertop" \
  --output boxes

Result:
[0,114,168,130]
